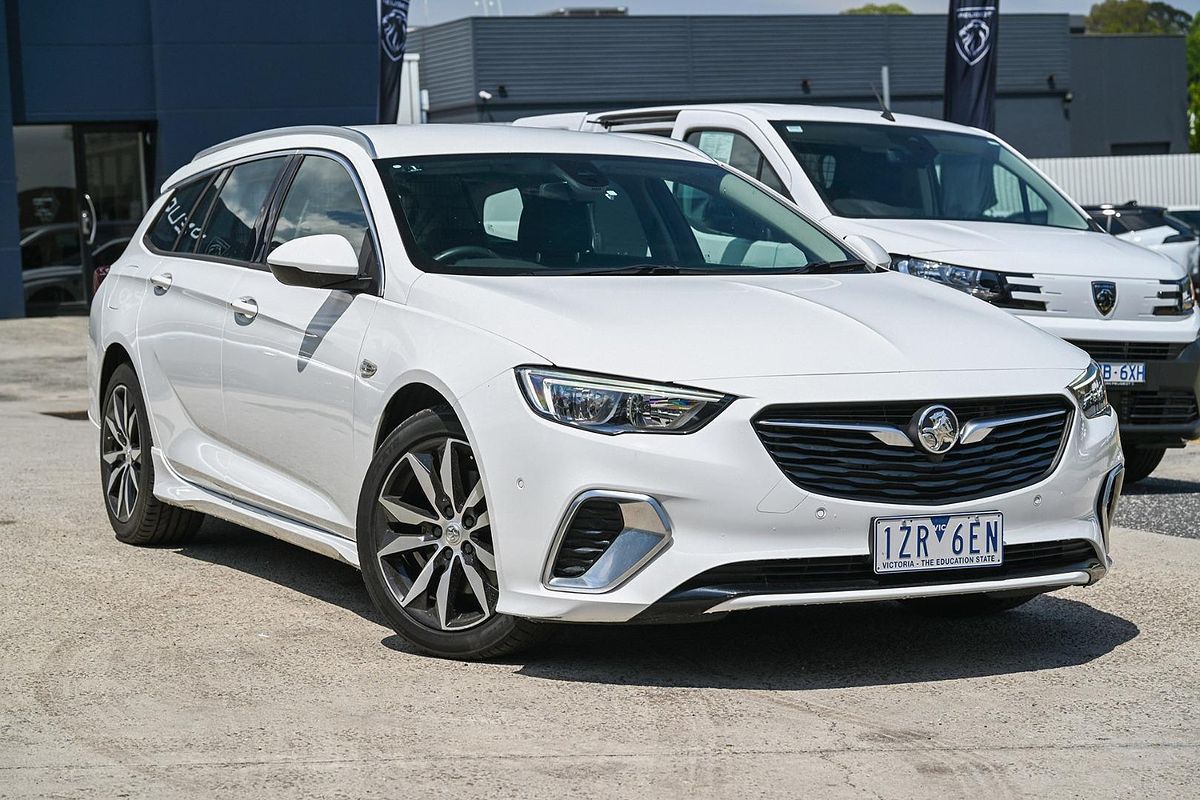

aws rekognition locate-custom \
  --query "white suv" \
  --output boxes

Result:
[517,105,1200,482]
[90,124,1122,658]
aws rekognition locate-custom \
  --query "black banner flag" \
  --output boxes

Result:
[943,1,999,131]
[378,0,411,123]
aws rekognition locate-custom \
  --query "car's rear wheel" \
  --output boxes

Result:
[357,407,546,660]
[900,590,1042,617]
[1121,444,1166,485]
[101,363,204,545]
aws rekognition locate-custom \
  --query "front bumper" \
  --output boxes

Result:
[457,368,1123,623]
[1073,337,1200,446]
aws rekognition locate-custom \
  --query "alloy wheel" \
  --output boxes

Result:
[375,437,497,631]
[101,385,142,522]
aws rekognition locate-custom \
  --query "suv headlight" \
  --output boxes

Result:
[891,255,1044,310]
[1069,362,1111,419]
[1155,275,1196,316]
[516,367,732,434]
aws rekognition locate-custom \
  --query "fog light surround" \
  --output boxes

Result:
[544,490,672,593]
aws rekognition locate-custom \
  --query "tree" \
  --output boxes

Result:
[1085,0,1190,34]
[842,3,911,14]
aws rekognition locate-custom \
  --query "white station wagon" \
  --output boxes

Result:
[89,125,1123,658]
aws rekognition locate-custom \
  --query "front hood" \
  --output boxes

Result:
[824,217,1184,280]
[409,272,1086,383]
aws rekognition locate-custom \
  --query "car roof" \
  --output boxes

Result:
[587,103,991,137]
[164,123,713,193]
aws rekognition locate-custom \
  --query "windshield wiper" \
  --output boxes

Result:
[800,259,869,274]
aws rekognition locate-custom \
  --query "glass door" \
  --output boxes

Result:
[77,127,152,299]
[13,123,152,315]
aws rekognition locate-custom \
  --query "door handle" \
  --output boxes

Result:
[231,296,259,321]
[150,273,173,293]
[82,193,98,246]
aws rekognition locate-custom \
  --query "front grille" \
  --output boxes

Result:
[1068,340,1188,361]
[672,539,1099,597]
[754,396,1072,505]
[1109,389,1200,426]
[550,499,623,579]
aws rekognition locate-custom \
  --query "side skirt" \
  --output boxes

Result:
[149,447,361,568]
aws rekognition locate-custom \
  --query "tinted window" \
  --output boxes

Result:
[773,121,1090,230]
[20,225,81,270]
[192,157,287,261]
[271,156,371,259]
[686,130,789,196]
[147,177,208,251]
[376,154,853,274]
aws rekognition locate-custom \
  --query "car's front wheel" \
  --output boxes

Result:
[101,362,204,545]
[1121,444,1166,485]
[357,407,546,659]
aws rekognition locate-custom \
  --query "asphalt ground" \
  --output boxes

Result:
[1,317,1198,799]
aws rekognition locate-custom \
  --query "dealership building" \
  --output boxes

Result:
[0,3,1188,318]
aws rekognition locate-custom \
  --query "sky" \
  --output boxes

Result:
[413,0,1200,26]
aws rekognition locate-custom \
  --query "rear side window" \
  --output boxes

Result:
[147,176,209,251]
[686,130,789,197]
[191,157,288,262]
[270,156,372,260]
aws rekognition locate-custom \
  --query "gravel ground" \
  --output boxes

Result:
[1,316,1198,799]
[1118,446,1200,540]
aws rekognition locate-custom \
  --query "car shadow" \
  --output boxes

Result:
[175,517,384,626]
[1122,476,1200,496]
[177,520,1138,690]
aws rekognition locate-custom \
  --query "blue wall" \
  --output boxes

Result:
[1,1,377,317]
[0,0,23,318]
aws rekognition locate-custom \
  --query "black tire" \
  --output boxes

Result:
[900,590,1042,617]
[100,363,204,546]
[357,407,547,660]
[1121,445,1166,485]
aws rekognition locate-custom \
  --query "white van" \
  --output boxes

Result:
[516,104,1200,482]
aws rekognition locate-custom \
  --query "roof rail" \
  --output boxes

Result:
[592,109,681,129]
[192,125,377,162]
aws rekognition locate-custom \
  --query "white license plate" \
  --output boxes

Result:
[872,512,1003,574]
[1099,361,1146,385]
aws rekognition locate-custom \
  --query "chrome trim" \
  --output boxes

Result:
[958,409,1068,445]
[1097,464,1125,552]
[705,571,1093,613]
[192,125,377,162]
[756,419,913,448]
[543,490,672,594]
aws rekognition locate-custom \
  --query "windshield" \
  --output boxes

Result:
[375,154,858,274]
[772,121,1091,231]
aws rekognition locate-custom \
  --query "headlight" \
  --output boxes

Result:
[891,255,1044,311]
[516,367,732,434]
[1069,362,1111,419]
[1155,275,1196,316]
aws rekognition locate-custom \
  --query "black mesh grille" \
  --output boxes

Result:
[551,499,624,579]
[753,396,1072,505]
[1109,389,1200,426]
[1067,340,1188,362]
[673,539,1099,596]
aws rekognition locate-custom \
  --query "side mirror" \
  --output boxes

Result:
[267,234,361,288]
[842,234,891,269]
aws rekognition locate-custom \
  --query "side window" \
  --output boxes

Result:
[192,157,287,261]
[271,156,372,260]
[686,130,790,198]
[147,176,208,251]
[482,188,523,241]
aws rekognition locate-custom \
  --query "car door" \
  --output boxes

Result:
[134,169,245,489]
[219,153,381,537]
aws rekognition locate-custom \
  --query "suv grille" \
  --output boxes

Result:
[1109,389,1200,426]
[671,539,1099,597]
[1067,340,1188,361]
[753,396,1072,505]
